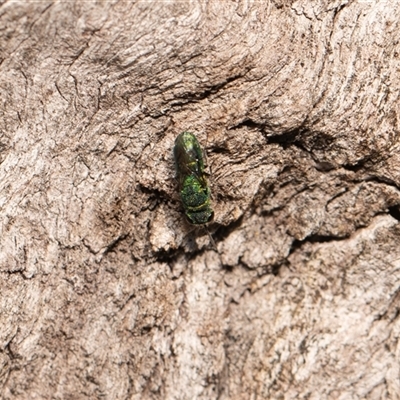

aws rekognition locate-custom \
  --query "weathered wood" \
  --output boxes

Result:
[0,1,399,398]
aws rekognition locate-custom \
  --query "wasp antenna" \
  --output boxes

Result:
[203,226,217,251]
[203,226,225,268]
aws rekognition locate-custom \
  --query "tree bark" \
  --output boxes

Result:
[0,0,399,399]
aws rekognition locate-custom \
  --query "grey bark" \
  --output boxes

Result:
[0,0,399,399]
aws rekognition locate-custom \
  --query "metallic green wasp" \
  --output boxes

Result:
[173,132,214,225]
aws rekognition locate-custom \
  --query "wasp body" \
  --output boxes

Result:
[173,132,214,225]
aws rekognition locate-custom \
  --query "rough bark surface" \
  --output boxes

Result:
[0,1,399,399]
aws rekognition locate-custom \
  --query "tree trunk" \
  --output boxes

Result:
[1,1,399,399]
